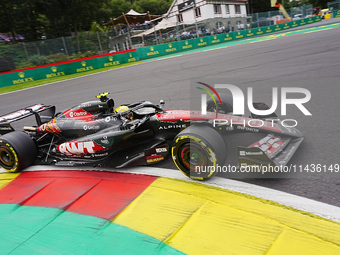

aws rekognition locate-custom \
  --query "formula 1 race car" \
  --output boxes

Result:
[0,92,304,180]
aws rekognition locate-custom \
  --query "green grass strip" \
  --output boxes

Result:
[0,204,184,255]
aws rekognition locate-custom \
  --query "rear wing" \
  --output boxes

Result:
[0,104,55,135]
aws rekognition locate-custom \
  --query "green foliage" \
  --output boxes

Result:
[46,53,68,63]
[0,0,174,42]
[16,61,35,70]
[132,0,171,14]
[249,0,272,13]
[69,51,96,60]
[0,44,28,64]
[90,21,109,33]
[100,0,132,20]
[28,55,52,66]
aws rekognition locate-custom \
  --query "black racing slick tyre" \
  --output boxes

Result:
[172,125,227,180]
[0,131,38,173]
[207,92,233,114]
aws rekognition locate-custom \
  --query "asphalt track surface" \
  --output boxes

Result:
[1,19,340,206]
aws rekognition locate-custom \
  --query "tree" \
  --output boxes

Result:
[132,0,171,15]
[0,1,17,41]
[98,0,132,21]
[0,0,174,43]
[248,0,272,13]
[0,0,46,42]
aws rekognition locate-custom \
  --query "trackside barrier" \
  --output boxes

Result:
[0,50,138,88]
[335,10,340,18]
[0,16,322,89]
[135,15,321,61]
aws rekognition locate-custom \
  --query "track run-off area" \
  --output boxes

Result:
[1,19,340,254]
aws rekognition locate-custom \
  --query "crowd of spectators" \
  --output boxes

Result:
[109,20,247,39]
[178,24,244,40]
[108,22,152,37]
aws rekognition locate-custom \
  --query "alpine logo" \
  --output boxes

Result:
[57,141,103,155]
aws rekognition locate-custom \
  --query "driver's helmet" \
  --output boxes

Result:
[114,105,133,120]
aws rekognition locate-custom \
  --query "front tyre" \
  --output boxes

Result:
[172,125,227,180]
[0,132,38,173]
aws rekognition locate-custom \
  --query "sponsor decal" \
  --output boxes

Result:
[166,48,177,52]
[236,125,259,132]
[256,28,264,35]
[166,44,177,52]
[239,150,264,156]
[100,139,110,145]
[211,36,220,43]
[198,38,207,46]
[159,124,187,130]
[104,56,120,66]
[12,72,34,85]
[0,126,12,130]
[247,30,254,37]
[37,119,61,134]
[70,111,87,118]
[236,32,244,39]
[46,67,65,78]
[57,141,104,156]
[91,152,109,157]
[64,109,92,120]
[104,61,120,66]
[146,154,164,163]
[182,41,193,49]
[224,34,232,41]
[80,103,92,108]
[76,61,94,72]
[83,125,100,131]
[95,135,114,147]
[155,147,167,153]
[147,49,160,56]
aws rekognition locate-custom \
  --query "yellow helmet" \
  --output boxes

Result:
[114,105,133,120]
[114,105,129,114]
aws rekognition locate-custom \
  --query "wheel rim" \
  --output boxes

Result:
[0,147,15,169]
[178,142,208,171]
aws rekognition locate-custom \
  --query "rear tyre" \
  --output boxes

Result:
[0,131,37,173]
[172,125,227,180]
